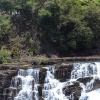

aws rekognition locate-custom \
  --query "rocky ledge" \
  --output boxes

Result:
[0,65,19,99]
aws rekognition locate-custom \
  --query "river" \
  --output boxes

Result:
[3,62,100,100]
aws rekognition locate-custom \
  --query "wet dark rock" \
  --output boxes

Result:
[0,66,10,70]
[38,85,43,97]
[55,63,73,81]
[40,61,56,65]
[0,65,19,100]
[39,68,47,84]
[77,77,93,85]
[32,61,39,66]
[39,97,44,100]
[63,81,82,100]
[0,65,19,70]
[0,70,18,89]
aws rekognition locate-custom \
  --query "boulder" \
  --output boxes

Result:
[0,65,19,100]
[77,77,93,85]
[63,81,82,100]
[55,63,73,81]
[38,85,43,97]
[39,68,47,84]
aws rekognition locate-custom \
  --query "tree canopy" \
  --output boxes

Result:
[0,0,100,56]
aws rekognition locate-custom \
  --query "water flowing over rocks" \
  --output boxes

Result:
[0,65,18,100]
[1,62,100,100]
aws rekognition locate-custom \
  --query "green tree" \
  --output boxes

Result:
[0,15,11,45]
[84,6,100,40]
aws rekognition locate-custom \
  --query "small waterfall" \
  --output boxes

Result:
[13,68,40,100]
[76,62,100,100]
[71,63,97,79]
[5,62,100,100]
[42,67,68,100]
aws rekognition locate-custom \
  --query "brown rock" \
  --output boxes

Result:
[77,77,93,85]
[63,81,82,100]
[55,63,73,81]
[39,68,47,84]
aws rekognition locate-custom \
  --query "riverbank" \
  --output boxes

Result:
[1,55,100,68]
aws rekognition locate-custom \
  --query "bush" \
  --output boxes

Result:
[11,47,20,59]
[84,6,100,40]
[33,55,49,63]
[0,49,12,63]
[69,24,94,49]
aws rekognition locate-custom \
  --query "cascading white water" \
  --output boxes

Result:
[13,66,75,100]
[71,62,100,100]
[42,66,68,100]
[10,62,100,100]
[10,68,40,100]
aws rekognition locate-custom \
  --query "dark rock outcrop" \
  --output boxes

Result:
[55,63,73,81]
[39,68,47,84]
[0,65,19,100]
[77,77,93,85]
[63,81,82,100]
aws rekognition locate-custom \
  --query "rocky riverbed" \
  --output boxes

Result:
[1,57,100,100]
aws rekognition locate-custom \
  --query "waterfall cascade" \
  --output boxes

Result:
[4,62,100,100]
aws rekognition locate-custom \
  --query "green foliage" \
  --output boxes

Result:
[37,0,99,55]
[33,55,49,63]
[0,49,12,63]
[69,24,94,49]
[84,6,100,40]
[0,0,14,11]
[0,15,11,36]
[0,0,100,56]
[11,47,20,59]
[0,15,11,45]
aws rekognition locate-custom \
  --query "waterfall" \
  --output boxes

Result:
[76,62,100,100]
[42,67,68,100]
[10,68,40,100]
[6,62,100,100]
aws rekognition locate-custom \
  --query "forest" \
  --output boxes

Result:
[0,0,100,62]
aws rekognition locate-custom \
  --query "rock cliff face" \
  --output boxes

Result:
[0,65,18,100]
[55,64,73,81]
[63,82,82,100]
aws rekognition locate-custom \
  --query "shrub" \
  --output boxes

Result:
[0,49,12,63]
[33,55,49,63]
[70,24,94,49]
[11,47,20,59]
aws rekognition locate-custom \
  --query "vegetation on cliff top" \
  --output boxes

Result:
[0,0,100,60]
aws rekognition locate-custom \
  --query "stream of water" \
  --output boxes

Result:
[6,62,100,100]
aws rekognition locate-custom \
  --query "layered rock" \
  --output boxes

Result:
[77,77,93,85]
[0,65,18,100]
[63,81,82,100]
[39,68,47,84]
[55,63,73,81]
